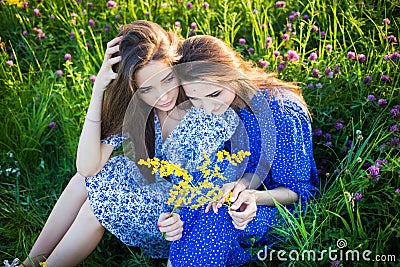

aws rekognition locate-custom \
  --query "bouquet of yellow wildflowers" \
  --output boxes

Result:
[138,149,250,211]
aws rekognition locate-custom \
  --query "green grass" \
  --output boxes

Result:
[1,0,399,266]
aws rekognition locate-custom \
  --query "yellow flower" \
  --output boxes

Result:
[225,191,234,207]
[139,150,250,210]
[39,262,47,267]
[217,150,224,162]
[6,0,24,7]
[137,158,147,165]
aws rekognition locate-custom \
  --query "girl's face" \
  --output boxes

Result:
[183,82,236,115]
[135,60,179,112]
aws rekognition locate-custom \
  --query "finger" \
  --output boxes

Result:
[229,210,256,223]
[158,212,171,224]
[108,55,121,66]
[231,214,255,229]
[205,203,212,213]
[230,191,254,211]
[104,48,119,61]
[164,231,183,242]
[162,213,180,227]
[229,198,257,218]
[212,202,218,214]
[230,202,257,218]
[158,212,177,226]
[160,223,183,234]
[159,220,183,234]
[107,45,120,55]
[163,224,184,237]
[237,214,255,225]
[232,219,247,230]
[232,221,248,230]
[168,219,184,232]
[221,183,235,196]
[230,196,246,211]
[216,196,226,207]
[165,234,182,242]
[230,183,246,203]
[215,183,235,206]
[107,36,123,48]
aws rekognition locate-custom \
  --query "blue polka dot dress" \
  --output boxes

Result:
[169,89,319,266]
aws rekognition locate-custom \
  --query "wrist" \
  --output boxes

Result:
[85,116,102,123]
[91,87,105,98]
[246,189,258,203]
[237,177,250,189]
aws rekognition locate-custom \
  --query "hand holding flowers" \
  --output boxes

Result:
[228,189,257,230]
[157,212,184,241]
[205,181,257,230]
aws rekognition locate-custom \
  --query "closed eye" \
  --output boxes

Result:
[138,87,151,93]
[208,91,221,97]
[161,72,175,83]
[165,75,175,83]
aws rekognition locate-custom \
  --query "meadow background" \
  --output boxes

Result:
[0,0,399,266]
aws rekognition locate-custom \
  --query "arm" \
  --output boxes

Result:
[230,97,315,229]
[76,36,122,177]
[227,185,298,230]
[247,186,298,206]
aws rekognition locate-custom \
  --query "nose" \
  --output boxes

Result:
[201,100,214,114]
[157,87,172,102]
[159,92,169,102]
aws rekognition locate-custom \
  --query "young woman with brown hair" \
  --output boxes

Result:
[20,20,185,267]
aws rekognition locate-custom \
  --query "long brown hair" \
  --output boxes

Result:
[177,35,309,113]
[101,21,181,139]
[99,21,185,183]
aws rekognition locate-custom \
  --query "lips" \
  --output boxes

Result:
[159,100,172,107]
[212,105,224,114]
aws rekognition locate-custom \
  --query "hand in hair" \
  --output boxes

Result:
[93,36,122,93]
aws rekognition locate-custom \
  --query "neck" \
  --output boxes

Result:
[156,109,169,117]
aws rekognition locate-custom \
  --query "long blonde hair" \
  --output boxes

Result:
[177,35,309,113]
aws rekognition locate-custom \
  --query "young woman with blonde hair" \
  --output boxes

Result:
[169,35,319,266]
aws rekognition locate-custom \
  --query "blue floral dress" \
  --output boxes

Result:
[168,89,319,266]
[85,106,240,258]
[85,113,171,258]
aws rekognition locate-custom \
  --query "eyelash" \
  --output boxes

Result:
[139,75,174,93]
[188,91,221,100]
[210,91,221,97]
[165,76,175,83]
[139,89,150,94]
